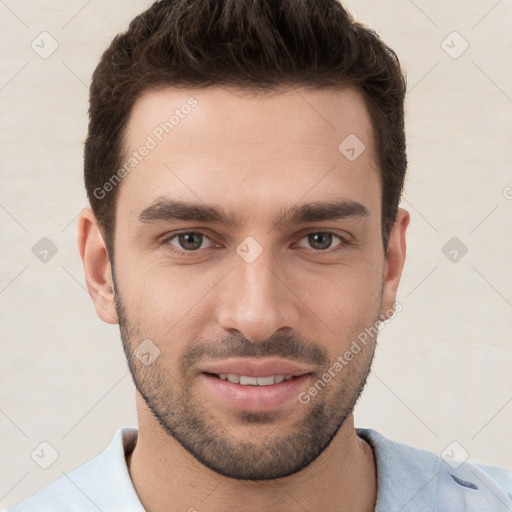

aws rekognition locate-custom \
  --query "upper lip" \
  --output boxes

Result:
[198,358,313,378]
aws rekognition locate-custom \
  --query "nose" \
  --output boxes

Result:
[216,247,301,343]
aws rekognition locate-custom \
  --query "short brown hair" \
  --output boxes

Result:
[85,0,407,256]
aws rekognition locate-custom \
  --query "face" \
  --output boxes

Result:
[83,86,408,480]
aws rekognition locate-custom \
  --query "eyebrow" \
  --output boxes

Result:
[137,197,369,229]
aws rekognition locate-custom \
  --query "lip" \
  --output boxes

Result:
[197,358,314,412]
[199,372,312,412]
[197,358,314,378]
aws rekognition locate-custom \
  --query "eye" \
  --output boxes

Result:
[296,232,345,251]
[167,231,215,252]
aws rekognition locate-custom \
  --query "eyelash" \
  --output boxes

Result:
[160,230,351,258]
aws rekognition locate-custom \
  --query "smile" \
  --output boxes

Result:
[212,374,295,386]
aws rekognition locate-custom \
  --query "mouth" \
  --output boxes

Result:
[197,359,313,412]
[205,373,295,386]
[198,357,313,380]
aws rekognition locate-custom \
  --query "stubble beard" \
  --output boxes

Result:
[113,281,378,480]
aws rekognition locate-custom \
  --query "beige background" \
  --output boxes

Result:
[1,0,511,508]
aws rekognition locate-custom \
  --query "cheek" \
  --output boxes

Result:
[296,262,383,347]
[119,262,219,348]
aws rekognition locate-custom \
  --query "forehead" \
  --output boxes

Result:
[118,85,380,222]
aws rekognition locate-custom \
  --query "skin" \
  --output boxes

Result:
[78,85,409,512]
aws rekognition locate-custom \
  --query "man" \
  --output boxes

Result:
[9,0,512,511]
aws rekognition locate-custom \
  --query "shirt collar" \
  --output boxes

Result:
[356,427,439,511]
[72,425,144,511]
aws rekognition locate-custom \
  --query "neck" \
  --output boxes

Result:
[127,394,377,512]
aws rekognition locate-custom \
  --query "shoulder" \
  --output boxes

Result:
[435,458,512,511]
[471,462,512,500]
[7,476,97,512]
[7,427,142,512]
[356,428,512,511]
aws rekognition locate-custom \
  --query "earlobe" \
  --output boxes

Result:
[381,208,410,316]
[77,208,119,325]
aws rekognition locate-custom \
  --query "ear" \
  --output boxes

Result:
[381,208,410,317]
[77,207,119,324]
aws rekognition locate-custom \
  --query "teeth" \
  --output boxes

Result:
[240,376,258,385]
[257,376,275,386]
[217,374,294,386]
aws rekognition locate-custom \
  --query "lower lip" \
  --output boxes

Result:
[200,373,311,412]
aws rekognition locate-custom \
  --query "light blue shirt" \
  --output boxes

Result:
[8,426,512,511]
